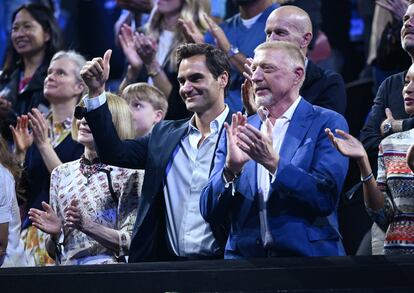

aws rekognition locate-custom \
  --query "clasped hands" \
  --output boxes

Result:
[225,112,279,176]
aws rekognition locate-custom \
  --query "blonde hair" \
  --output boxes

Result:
[145,0,210,71]
[123,82,168,117]
[72,93,135,141]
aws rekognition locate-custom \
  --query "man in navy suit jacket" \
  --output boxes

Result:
[81,43,232,262]
[200,41,348,258]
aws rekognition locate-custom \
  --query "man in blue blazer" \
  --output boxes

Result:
[200,41,348,258]
[81,43,232,262]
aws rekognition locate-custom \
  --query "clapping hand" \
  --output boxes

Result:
[376,0,409,21]
[118,24,143,71]
[225,112,251,175]
[325,128,367,160]
[134,32,157,66]
[203,13,231,52]
[241,58,257,115]
[28,108,50,149]
[29,201,62,240]
[64,199,92,232]
[179,18,205,44]
[10,115,33,154]
[237,117,278,174]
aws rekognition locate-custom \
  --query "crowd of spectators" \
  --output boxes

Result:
[1,0,414,267]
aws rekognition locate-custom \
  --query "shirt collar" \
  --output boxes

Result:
[187,105,229,135]
[48,115,72,132]
[258,97,302,123]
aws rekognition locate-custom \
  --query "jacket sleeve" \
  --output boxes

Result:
[200,131,235,224]
[85,101,149,170]
[271,113,349,216]
[316,71,347,116]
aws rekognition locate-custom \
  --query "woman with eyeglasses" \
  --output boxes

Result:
[28,94,143,265]
[11,50,85,265]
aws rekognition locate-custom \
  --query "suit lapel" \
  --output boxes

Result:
[278,99,314,171]
[208,111,233,175]
[134,120,189,232]
[238,115,261,199]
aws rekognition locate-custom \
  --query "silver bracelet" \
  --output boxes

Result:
[361,172,374,183]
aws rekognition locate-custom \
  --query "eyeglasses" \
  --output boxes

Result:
[74,106,87,120]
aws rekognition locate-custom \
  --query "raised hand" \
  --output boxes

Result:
[376,0,409,21]
[64,199,92,232]
[10,115,33,154]
[118,24,143,70]
[179,18,205,44]
[325,128,367,160]
[225,112,251,174]
[28,108,50,148]
[237,118,278,174]
[81,49,112,97]
[28,201,62,239]
[134,32,157,66]
[203,13,231,52]
[241,79,257,116]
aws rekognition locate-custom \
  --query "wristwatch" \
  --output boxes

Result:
[383,121,393,136]
[227,45,240,58]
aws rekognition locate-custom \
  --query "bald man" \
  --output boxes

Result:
[264,5,347,115]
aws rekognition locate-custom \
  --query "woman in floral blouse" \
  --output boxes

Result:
[28,94,144,265]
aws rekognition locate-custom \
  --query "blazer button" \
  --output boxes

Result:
[256,239,261,245]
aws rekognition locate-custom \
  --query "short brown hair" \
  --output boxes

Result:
[176,43,231,94]
[122,82,168,117]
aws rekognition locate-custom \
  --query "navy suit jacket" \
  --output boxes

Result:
[200,99,349,258]
[301,60,347,116]
[85,102,231,262]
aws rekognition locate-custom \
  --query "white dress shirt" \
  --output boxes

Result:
[257,97,302,202]
[84,94,229,257]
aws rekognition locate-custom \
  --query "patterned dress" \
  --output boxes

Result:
[49,157,143,265]
[368,129,414,254]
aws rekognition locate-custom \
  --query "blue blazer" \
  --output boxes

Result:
[85,102,231,262]
[200,99,349,258]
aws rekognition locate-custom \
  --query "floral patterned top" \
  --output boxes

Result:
[49,157,144,264]
[368,129,414,254]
